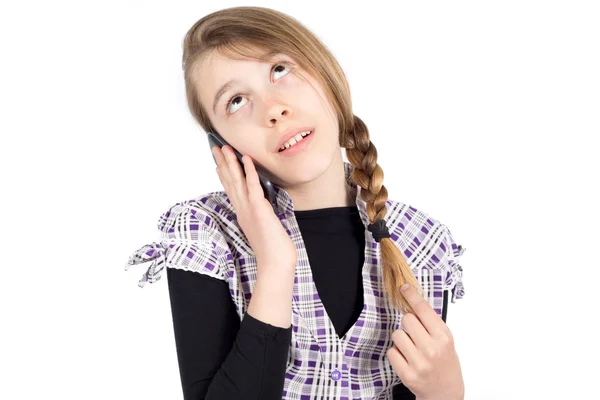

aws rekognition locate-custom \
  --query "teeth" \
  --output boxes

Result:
[279,130,311,152]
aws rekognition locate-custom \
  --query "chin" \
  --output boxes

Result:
[273,156,333,186]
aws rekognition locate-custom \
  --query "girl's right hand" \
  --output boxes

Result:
[211,145,298,272]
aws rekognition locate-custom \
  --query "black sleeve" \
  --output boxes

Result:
[392,290,450,399]
[166,267,292,400]
[442,289,448,323]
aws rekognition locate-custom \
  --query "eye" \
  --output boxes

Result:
[225,61,293,115]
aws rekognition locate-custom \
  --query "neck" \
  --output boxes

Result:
[280,151,356,211]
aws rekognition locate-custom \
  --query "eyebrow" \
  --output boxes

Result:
[212,79,241,115]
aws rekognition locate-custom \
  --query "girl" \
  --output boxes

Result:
[125,6,466,400]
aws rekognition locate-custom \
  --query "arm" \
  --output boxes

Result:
[166,267,293,400]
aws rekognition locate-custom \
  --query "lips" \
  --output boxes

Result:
[275,127,315,153]
[278,131,313,153]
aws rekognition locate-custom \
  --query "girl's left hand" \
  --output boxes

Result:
[386,284,465,400]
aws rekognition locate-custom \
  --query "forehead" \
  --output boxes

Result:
[200,51,262,85]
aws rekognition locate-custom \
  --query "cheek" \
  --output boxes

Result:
[230,135,263,157]
[296,88,331,118]
[303,86,336,120]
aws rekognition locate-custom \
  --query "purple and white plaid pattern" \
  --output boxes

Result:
[125,161,466,400]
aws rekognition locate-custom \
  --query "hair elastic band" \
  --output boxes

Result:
[367,219,390,242]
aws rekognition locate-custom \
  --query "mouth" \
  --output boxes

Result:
[277,129,314,153]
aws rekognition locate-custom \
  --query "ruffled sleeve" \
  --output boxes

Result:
[124,203,228,288]
[442,224,466,303]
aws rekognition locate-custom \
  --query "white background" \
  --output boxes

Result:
[1,1,599,399]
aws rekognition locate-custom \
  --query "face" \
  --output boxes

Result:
[195,49,341,187]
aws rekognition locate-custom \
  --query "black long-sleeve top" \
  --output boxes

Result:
[166,205,449,399]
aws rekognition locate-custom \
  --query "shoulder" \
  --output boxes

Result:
[384,198,463,260]
[125,190,237,287]
[155,191,237,272]
[385,198,466,301]
[384,198,448,240]
[156,191,236,238]
[157,190,234,235]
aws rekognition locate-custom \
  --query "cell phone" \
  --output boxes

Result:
[207,131,279,214]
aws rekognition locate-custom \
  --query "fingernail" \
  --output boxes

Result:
[401,284,410,292]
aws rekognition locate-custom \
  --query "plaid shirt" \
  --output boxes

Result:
[125,161,466,399]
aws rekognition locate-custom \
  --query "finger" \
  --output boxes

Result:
[212,146,241,209]
[212,146,230,182]
[211,146,224,165]
[401,312,434,351]
[386,345,409,378]
[221,145,249,207]
[401,284,447,337]
[212,146,232,186]
[391,328,421,366]
[211,146,221,164]
[241,155,264,204]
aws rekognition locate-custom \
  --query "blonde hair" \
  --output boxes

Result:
[181,6,422,314]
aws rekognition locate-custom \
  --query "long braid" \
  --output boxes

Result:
[345,115,424,314]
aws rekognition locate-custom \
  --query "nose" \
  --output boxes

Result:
[265,100,291,125]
